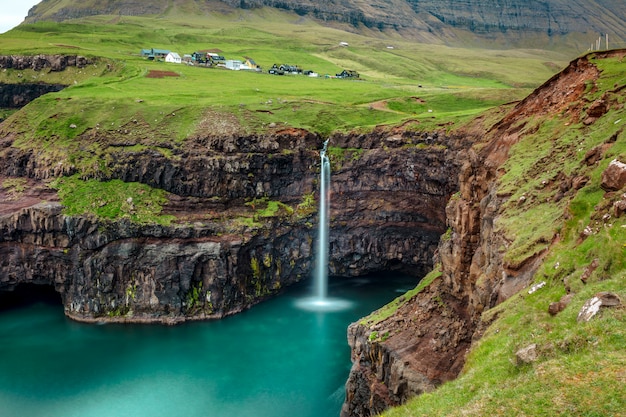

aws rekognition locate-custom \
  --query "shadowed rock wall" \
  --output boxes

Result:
[0,127,465,323]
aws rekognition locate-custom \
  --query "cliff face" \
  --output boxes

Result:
[0,55,91,109]
[0,122,465,323]
[341,50,625,416]
[23,0,626,48]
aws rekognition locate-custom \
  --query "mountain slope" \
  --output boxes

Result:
[22,0,626,50]
[342,49,626,417]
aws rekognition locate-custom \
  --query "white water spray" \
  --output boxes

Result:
[295,141,352,312]
[315,140,331,299]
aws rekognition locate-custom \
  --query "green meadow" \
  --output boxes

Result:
[0,9,571,138]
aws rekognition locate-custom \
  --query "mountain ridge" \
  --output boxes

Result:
[22,0,626,51]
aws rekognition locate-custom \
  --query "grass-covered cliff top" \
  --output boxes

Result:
[0,9,570,136]
[0,9,572,226]
[366,51,626,416]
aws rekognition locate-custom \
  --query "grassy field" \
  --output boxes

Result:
[0,9,572,138]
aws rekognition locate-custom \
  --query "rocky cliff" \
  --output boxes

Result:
[0,107,466,323]
[341,49,626,416]
[0,55,91,109]
[22,0,626,49]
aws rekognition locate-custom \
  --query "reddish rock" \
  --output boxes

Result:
[572,175,589,190]
[580,258,600,284]
[601,159,626,191]
[583,146,603,166]
[583,98,608,125]
[548,293,574,315]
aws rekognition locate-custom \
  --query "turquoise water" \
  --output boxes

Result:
[0,274,416,417]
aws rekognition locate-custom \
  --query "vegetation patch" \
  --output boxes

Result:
[51,174,175,225]
[1,178,28,200]
[360,267,442,327]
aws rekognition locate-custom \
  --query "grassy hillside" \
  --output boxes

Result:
[23,0,626,52]
[1,10,569,136]
[370,52,626,416]
[0,9,575,209]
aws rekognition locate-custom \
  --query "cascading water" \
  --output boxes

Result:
[296,141,351,312]
[316,140,331,300]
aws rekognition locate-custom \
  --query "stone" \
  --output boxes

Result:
[548,293,574,316]
[580,258,599,284]
[600,159,626,191]
[577,292,622,322]
[583,99,608,125]
[528,281,546,294]
[515,343,538,365]
[613,194,626,218]
[583,146,603,166]
[572,175,589,190]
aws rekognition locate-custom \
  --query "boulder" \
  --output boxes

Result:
[577,292,622,322]
[515,343,538,365]
[601,159,626,191]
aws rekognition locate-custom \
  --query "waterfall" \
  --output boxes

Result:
[316,140,331,300]
[295,141,352,312]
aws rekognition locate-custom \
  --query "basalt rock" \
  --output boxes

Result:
[0,54,92,109]
[0,82,67,108]
[341,50,624,417]
[0,55,90,71]
[0,126,464,323]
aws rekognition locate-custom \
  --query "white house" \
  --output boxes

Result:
[165,52,182,64]
[225,60,250,71]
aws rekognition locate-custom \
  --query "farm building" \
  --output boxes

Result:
[140,48,170,60]
[225,60,244,70]
[165,52,182,64]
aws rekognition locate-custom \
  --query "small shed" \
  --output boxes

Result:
[165,52,182,64]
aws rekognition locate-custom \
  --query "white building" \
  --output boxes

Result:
[165,52,182,64]
[225,60,251,71]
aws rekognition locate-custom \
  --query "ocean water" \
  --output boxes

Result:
[0,274,416,417]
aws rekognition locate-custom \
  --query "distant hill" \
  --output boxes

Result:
[23,0,626,51]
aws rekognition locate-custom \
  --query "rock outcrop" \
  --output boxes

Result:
[0,83,66,108]
[0,55,91,71]
[0,125,464,323]
[341,49,626,417]
[0,55,92,109]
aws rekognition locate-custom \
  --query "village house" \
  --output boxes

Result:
[140,48,170,60]
[225,60,244,70]
[165,52,182,64]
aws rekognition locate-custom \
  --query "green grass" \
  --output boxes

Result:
[372,49,626,417]
[51,174,175,225]
[360,267,442,327]
[0,9,572,186]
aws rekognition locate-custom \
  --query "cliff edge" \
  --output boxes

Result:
[342,49,626,416]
